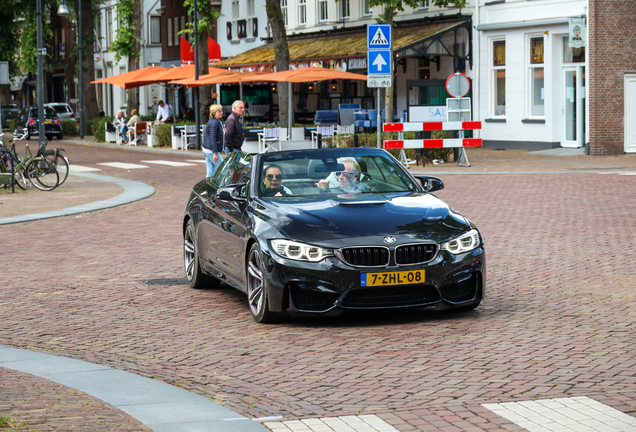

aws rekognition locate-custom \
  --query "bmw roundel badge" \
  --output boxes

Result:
[383,236,396,245]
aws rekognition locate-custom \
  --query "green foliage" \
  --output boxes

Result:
[92,116,114,142]
[61,120,78,136]
[140,114,156,121]
[366,0,467,23]
[181,0,222,38]
[83,118,99,136]
[18,7,54,74]
[6,119,16,132]
[151,124,172,147]
[110,0,140,62]
[0,1,22,78]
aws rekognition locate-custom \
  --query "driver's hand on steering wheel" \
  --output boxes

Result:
[315,179,330,189]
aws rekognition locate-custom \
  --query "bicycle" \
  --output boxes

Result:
[1,131,59,191]
[41,147,70,185]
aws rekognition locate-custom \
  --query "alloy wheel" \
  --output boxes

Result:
[184,225,196,281]
[247,248,264,317]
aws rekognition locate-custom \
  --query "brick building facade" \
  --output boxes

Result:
[588,0,636,155]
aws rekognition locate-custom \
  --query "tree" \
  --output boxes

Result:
[110,0,142,115]
[265,0,290,126]
[182,0,221,119]
[0,0,23,104]
[364,0,467,123]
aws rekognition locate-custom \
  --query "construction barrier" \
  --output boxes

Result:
[383,121,482,132]
[385,138,482,149]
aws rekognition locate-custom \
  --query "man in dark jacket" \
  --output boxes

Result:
[224,100,245,154]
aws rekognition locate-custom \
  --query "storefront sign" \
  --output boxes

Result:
[348,58,366,70]
[94,53,101,62]
[409,106,448,122]
[569,18,586,48]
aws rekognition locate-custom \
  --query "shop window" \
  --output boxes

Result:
[563,37,585,63]
[418,58,430,80]
[529,37,544,117]
[418,0,429,8]
[492,40,506,117]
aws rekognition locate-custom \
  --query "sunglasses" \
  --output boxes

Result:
[266,174,283,180]
[335,171,353,177]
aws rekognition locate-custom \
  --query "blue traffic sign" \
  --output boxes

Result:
[367,24,391,50]
[367,50,392,75]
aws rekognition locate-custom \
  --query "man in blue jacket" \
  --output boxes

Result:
[224,100,245,154]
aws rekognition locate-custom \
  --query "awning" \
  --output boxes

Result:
[214,18,469,70]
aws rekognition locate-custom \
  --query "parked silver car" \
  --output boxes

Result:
[45,103,77,122]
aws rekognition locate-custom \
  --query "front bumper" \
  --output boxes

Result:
[262,244,486,314]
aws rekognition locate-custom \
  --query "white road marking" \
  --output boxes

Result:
[97,162,148,169]
[618,172,636,175]
[264,414,398,432]
[597,171,636,175]
[57,165,102,172]
[483,396,636,432]
[140,160,197,167]
[186,159,207,163]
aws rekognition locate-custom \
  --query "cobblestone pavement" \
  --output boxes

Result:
[0,367,151,431]
[1,141,636,431]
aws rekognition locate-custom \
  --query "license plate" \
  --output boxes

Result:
[44,120,52,124]
[361,270,425,286]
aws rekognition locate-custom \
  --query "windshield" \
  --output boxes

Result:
[29,108,58,118]
[50,105,70,113]
[258,149,417,199]
[1,106,18,113]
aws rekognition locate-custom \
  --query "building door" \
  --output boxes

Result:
[562,67,584,148]
[625,74,636,153]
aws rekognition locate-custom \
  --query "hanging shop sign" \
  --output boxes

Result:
[569,18,586,48]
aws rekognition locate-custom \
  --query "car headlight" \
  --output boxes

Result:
[441,229,481,254]
[271,239,333,262]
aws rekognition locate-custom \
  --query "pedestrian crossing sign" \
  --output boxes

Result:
[367,25,391,50]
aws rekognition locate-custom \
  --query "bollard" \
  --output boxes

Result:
[317,134,322,149]
[353,134,359,148]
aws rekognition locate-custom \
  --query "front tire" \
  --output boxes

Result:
[246,244,281,323]
[26,159,59,191]
[184,219,220,289]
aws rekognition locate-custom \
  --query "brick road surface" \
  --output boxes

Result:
[1,141,636,430]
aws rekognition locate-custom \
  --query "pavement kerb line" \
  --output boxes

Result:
[0,172,155,225]
[0,346,269,432]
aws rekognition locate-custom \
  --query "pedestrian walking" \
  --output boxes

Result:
[224,100,245,155]
[203,104,225,178]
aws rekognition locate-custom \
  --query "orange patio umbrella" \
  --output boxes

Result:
[170,68,238,87]
[90,66,167,90]
[238,66,367,83]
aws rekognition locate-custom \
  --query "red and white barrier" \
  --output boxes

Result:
[385,138,482,149]
[384,121,481,132]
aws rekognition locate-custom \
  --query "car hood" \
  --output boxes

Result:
[260,193,471,244]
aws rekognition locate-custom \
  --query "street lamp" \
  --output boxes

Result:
[57,0,70,16]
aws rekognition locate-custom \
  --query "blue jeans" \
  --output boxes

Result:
[224,146,235,156]
[204,152,223,178]
[119,125,128,142]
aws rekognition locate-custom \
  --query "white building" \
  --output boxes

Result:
[94,0,164,117]
[475,0,588,149]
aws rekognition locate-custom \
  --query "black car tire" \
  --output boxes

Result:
[184,219,220,289]
[57,133,63,140]
[247,243,282,324]
[46,135,52,141]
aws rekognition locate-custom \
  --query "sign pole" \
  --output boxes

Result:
[377,88,381,148]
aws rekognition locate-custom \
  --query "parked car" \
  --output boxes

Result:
[1,104,20,129]
[183,148,486,323]
[45,102,77,122]
[17,106,63,140]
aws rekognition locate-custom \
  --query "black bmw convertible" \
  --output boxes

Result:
[183,147,486,323]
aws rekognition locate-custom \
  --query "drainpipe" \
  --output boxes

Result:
[474,0,480,139]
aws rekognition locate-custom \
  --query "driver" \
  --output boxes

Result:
[262,164,292,197]
[316,157,361,192]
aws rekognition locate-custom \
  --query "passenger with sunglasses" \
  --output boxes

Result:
[316,157,362,192]
[262,164,292,197]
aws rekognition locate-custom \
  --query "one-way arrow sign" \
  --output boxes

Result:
[367,50,391,75]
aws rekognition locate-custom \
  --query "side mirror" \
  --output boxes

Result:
[216,184,247,203]
[415,176,444,193]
